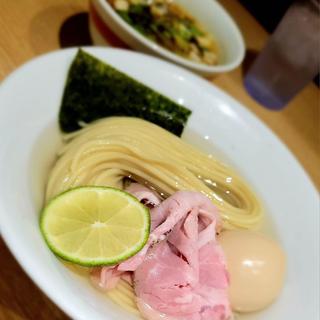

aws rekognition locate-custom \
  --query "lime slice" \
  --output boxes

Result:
[40,186,150,266]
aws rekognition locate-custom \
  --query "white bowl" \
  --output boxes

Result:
[89,0,245,75]
[0,48,318,320]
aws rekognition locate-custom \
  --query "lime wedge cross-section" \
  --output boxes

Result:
[40,186,150,266]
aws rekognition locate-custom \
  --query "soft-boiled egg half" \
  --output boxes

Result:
[218,230,286,313]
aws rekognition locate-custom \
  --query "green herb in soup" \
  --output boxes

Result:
[109,0,220,65]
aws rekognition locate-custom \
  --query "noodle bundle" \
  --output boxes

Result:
[46,117,262,229]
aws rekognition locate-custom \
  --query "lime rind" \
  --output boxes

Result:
[40,186,150,267]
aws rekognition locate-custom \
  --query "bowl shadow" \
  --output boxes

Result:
[59,12,92,48]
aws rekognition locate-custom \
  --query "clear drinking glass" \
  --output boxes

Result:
[244,0,319,110]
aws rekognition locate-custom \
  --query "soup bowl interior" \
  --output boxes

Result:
[173,0,244,67]
[91,0,245,75]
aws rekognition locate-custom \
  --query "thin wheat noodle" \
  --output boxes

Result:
[46,117,263,229]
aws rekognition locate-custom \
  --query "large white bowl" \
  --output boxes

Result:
[0,48,318,320]
[89,0,245,75]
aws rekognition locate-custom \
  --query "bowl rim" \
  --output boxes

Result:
[92,0,245,73]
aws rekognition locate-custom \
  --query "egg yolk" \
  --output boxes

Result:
[218,230,286,313]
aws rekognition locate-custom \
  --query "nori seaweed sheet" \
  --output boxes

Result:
[59,49,191,136]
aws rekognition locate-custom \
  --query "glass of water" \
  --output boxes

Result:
[244,0,319,110]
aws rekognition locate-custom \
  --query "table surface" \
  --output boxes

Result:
[0,0,318,319]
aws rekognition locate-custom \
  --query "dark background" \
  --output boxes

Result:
[240,0,294,32]
[240,0,319,85]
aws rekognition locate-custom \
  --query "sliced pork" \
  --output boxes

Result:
[90,186,231,319]
[134,191,231,320]
[91,266,123,290]
[126,182,161,208]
